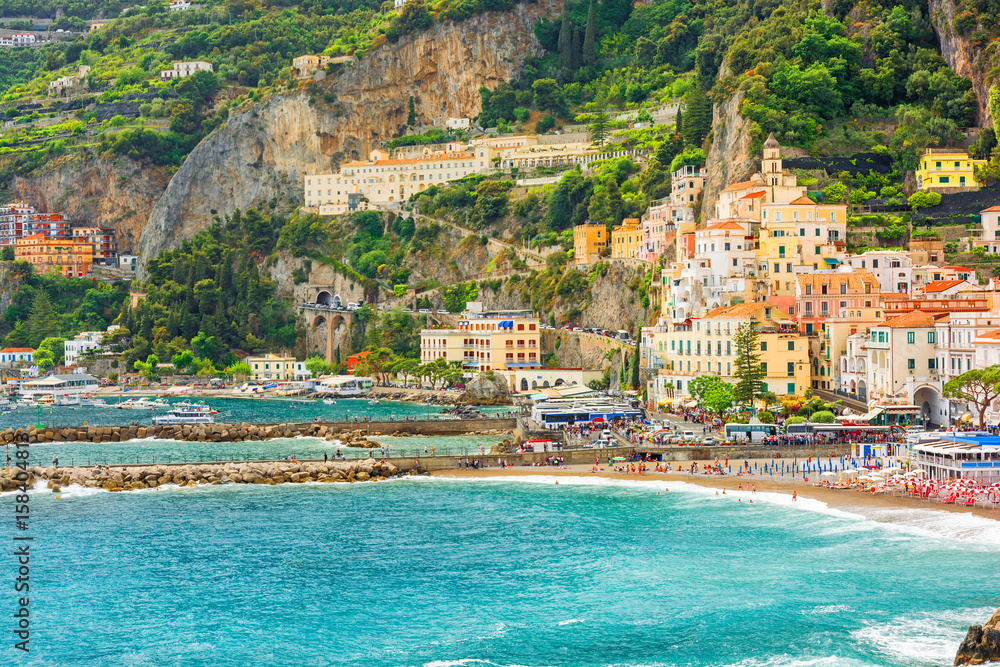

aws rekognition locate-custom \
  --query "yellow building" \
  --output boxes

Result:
[915,148,988,190]
[419,303,541,389]
[247,354,297,381]
[756,197,848,295]
[611,218,642,259]
[573,221,608,265]
[653,302,811,398]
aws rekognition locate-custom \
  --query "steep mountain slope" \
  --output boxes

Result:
[135,0,556,275]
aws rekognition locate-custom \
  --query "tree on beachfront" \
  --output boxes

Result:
[305,354,332,378]
[733,322,764,409]
[133,354,160,386]
[225,362,253,381]
[172,350,195,373]
[703,383,734,415]
[943,367,1000,429]
[688,375,724,408]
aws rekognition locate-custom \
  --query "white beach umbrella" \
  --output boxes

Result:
[842,469,860,477]
[909,469,927,477]
[820,471,838,478]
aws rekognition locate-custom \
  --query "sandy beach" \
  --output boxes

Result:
[432,459,1000,521]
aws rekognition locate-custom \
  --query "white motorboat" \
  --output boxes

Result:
[115,397,168,410]
[152,407,216,425]
[368,398,380,406]
[323,398,337,405]
[172,401,218,415]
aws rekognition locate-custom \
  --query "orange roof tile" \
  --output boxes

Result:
[982,206,1000,213]
[881,311,938,328]
[0,347,34,353]
[922,280,964,293]
[739,190,767,200]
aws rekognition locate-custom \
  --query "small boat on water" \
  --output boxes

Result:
[116,397,169,410]
[152,406,216,425]
[173,401,218,415]
[368,398,380,406]
[323,398,337,405]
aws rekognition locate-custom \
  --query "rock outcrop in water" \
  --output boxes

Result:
[0,458,401,492]
[955,607,1000,665]
[457,374,512,405]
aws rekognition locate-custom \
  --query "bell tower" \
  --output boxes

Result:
[762,133,782,186]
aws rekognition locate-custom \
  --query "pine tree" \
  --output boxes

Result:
[558,4,572,70]
[588,102,609,147]
[630,337,640,389]
[582,0,596,66]
[26,291,58,348]
[733,322,765,408]
[675,107,683,136]
[407,96,416,127]
[681,85,712,148]
[570,28,581,70]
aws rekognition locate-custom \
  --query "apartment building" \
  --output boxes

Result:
[651,302,810,400]
[15,234,93,278]
[573,221,607,265]
[72,227,117,266]
[247,354,297,381]
[611,218,642,259]
[419,302,541,389]
[304,145,484,214]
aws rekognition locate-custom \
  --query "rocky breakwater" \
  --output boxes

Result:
[2,422,341,444]
[956,607,1000,665]
[0,458,401,493]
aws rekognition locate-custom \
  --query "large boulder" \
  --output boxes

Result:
[457,373,512,406]
[956,608,1000,665]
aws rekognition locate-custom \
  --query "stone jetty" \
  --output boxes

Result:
[0,417,515,444]
[0,457,401,492]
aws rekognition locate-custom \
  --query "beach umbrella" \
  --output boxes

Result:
[820,471,837,479]
[842,469,859,477]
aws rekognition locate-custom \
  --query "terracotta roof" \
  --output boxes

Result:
[702,221,746,231]
[942,266,974,271]
[922,280,964,293]
[881,311,938,328]
[788,196,815,205]
[975,329,1000,341]
[703,302,769,320]
[796,271,878,291]
[739,190,767,200]
[982,206,1000,213]
[721,179,766,193]
[0,347,33,353]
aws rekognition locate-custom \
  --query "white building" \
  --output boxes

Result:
[160,60,212,79]
[169,0,191,9]
[21,373,99,397]
[847,251,914,294]
[446,117,470,130]
[119,254,138,274]
[979,206,1000,253]
[64,332,104,366]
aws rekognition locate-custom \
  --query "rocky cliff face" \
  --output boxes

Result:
[701,89,756,227]
[929,0,991,125]
[9,156,169,252]
[136,2,555,275]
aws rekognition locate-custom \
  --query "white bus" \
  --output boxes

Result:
[724,422,780,442]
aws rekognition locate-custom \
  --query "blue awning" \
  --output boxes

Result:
[826,258,841,265]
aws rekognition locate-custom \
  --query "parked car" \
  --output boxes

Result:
[402,308,413,313]
[418,308,431,314]
[437,309,449,314]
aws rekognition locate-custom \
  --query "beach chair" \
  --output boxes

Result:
[941,493,958,504]
[960,496,976,506]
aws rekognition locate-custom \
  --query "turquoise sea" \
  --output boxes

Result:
[3,475,999,666]
[15,434,508,467]
[0,397,513,430]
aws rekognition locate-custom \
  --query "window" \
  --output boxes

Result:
[760,342,767,351]
[815,245,821,254]
[907,332,915,344]
[787,362,795,376]
[929,358,936,370]
[928,332,935,344]
[787,382,795,394]
[761,362,768,374]
[787,341,795,351]
[940,176,950,184]
[907,358,915,370]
